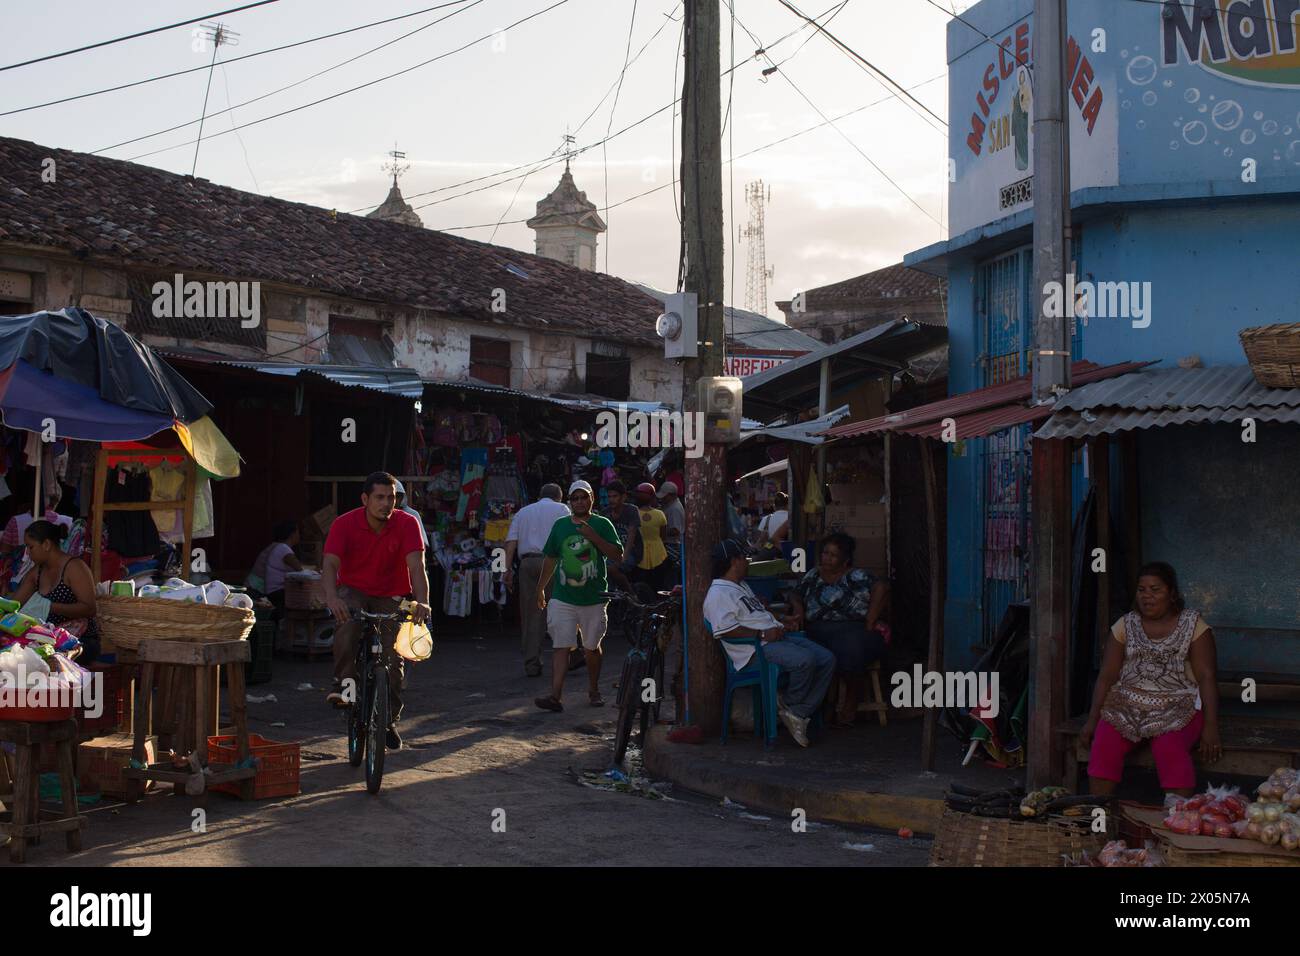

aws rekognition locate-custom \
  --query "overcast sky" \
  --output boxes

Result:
[2,0,975,318]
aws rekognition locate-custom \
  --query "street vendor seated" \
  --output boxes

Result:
[9,519,100,664]
[247,519,304,612]
[703,538,835,748]
[1081,562,1221,799]
[786,533,891,728]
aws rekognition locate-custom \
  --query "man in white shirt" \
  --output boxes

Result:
[703,539,835,747]
[758,492,790,546]
[505,484,571,676]
[393,480,428,549]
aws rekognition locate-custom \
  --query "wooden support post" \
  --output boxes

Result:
[920,437,945,770]
[91,448,107,582]
[1120,430,1142,600]
[1093,434,1111,674]
[1027,436,1071,788]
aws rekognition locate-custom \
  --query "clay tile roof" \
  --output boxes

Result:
[0,136,659,347]
[801,263,945,306]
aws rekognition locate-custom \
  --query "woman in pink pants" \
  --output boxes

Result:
[1080,562,1221,798]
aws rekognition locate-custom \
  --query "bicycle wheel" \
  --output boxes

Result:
[613,659,645,765]
[365,662,388,794]
[347,665,368,767]
[648,647,665,726]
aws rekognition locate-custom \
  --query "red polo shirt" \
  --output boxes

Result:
[324,507,424,597]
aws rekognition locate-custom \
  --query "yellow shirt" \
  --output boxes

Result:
[638,507,668,570]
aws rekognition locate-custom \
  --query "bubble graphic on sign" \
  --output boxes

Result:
[1184,88,1201,104]
[1223,147,1233,156]
[1137,119,1147,129]
[1241,129,1257,145]
[1262,120,1278,136]
[1142,91,1158,107]
[1170,140,1180,151]
[1122,99,1132,110]
[1198,104,1209,113]
[1126,56,1157,86]
[1121,49,1129,58]
[1162,79,1173,88]
[1254,111,1264,121]
[1182,121,1208,146]
[1287,141,1300,166]
[1211,100,1243,131]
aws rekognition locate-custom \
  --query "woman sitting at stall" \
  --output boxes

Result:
[787,532,891,727]
[9,520,100,663]
[247,520,304,612]
[1081,562,1221,799]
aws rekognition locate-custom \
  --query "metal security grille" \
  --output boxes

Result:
[975,248,1034,647]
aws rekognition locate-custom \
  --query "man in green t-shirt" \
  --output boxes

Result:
[534,480,624,712]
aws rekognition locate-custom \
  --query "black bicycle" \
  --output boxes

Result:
[346,607,404,794]
[604,589,682,764]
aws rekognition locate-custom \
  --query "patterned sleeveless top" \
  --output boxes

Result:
[1101,609,1200,742]
[41,558,100,645]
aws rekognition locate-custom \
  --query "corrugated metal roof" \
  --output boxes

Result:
[160,350,423,398]
[824,360,1152,439]
[1035,366,1300,439]
[741,319,949,421]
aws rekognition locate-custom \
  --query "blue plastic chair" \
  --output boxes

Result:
[710,622,781,747]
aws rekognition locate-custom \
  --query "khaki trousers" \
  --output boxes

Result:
[331,587,406,726]
[517,554,551,670]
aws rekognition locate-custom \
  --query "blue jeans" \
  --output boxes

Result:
[761,634,836,719]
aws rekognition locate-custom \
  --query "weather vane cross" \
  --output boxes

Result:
[382,145,410,187]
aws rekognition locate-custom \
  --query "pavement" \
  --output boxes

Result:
[3,622,931,867]
[644,708,1024,835]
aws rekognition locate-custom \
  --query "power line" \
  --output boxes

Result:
[573,5,681,138]
[777,0,947,131]
[401,0,837,218]
[433,74,945,232]
[0,0,281,72]
[1,1,475,118]
[97,0,491,158]
[603,0,640,273]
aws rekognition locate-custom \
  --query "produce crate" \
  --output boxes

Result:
[79,733,157,799]
[209,733,300,799]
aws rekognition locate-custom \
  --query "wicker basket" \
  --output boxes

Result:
[1240,323,1300,388]
[930,808,1111,867]
[96,594,255,652]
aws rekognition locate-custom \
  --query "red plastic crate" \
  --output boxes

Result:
[208,733,300,799]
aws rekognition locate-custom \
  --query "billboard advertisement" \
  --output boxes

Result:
[948,0,1300,236]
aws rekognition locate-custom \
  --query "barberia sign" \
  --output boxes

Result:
[964,21,1106,157]
[1162,0,1300,86]
[726,353,792,378]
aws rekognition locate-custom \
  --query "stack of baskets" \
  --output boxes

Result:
[1240,323,1300,388]
[930,785,1113,867]
[96,594,255,652]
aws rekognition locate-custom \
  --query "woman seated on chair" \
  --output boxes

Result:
[1080,561,1220,799]
[787,533,890,728]
[10,520,101,664]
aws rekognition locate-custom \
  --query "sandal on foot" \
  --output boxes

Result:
[588,693,605,707]
[534,696,563,712]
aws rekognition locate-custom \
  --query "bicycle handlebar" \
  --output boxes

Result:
[353,608,405,622]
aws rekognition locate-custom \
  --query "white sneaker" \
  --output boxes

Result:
[779,708,811,747]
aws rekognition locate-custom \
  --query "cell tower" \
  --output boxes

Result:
[741,180,774,316]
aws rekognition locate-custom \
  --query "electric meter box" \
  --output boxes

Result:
[656,292,698,359]
[698,376,742,444]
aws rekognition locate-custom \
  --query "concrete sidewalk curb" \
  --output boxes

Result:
[643,726,943,835]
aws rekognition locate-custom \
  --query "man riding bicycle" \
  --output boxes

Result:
[323,471,431,750]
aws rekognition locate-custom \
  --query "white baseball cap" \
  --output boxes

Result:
[658,481,679,497]
[568,479,594,497]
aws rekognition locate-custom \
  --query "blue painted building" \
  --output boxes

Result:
[906,0,1300,680]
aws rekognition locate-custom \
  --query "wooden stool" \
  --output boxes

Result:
[857,661,889,727]
[0,719,86,863]
[123,640,256,801]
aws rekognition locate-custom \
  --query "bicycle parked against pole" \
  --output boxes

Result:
[603,588,682,765]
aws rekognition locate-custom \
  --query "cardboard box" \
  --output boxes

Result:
[79,733,157,799]
[310,503,337,536]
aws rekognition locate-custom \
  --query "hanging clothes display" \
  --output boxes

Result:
[149,463,185,544]
[456,447,488,525]
[104,465,161,559]
[442,570,473,617]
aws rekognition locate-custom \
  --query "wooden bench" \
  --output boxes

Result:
[1056,713,1300,792]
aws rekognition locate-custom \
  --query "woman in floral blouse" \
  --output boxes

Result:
[787,533,890,727]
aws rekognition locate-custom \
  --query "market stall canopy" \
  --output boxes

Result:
[0,308,212,421]
[738,405,850,445]
[822,360,1153,441]
[736,458,790,483]
[1033,365,1300,439]
[103,416,242,479]
[0,360,176,441]
[158,350,423,400]
[740,319,948,422]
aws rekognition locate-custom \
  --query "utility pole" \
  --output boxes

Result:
[681,0,726,735]
[1028,0,1072,788]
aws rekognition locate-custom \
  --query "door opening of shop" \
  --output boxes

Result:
[586,353,630,400]
[469,336,512,388]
